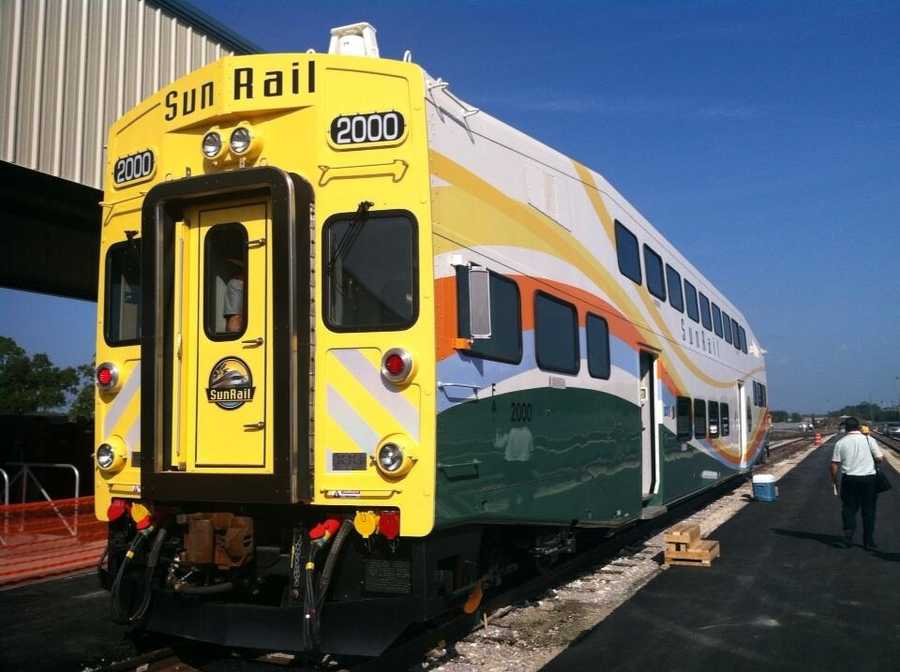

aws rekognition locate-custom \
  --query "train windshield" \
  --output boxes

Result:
[323,212,417,331]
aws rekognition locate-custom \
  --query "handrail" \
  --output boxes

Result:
[0,468,8,506]
[5,462,81,536]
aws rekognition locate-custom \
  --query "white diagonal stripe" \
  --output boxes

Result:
[104,363,141,437]
[327,385,381,454]
[332,349,420,441]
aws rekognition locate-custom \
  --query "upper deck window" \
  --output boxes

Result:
[324,211,418,331]
[104,240,142,346]
[456,268,522,364]
[684,280,700,323]
[666,264,684,312]
[738,325,748,354]
[711,303,724,338]
[615,221,642,286]
[643,244,666,301]
[699,292,712,331]
[731,318,741,351]
[722,310,733,344]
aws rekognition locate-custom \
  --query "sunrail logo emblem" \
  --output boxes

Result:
[207,357,255,410]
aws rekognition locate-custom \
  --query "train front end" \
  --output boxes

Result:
[93,36,441,655]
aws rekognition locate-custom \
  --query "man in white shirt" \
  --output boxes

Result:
[830,417,884,550]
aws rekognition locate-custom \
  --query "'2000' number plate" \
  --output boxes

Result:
[330,111,405,146]
[113,149,155,187]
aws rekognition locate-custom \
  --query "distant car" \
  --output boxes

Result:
[886,424,900,439]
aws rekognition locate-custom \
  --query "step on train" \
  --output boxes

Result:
[93,22,769,656]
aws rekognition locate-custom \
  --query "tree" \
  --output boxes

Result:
[68,362,96,422]
[770,410,790,423]
[789,412,802,422]
[0,336,79,415]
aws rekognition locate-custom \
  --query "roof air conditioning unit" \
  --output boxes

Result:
[328,22,379,58]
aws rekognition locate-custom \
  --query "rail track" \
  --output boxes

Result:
[96,437,820,672]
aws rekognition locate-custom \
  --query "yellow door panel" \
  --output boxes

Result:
[187,202,271,471]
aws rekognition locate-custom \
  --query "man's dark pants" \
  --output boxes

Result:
[840,474,877,544]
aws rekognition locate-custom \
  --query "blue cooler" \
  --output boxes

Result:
[752,474,778,502]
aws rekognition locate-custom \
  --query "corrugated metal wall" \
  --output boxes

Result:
[0,0,244,190]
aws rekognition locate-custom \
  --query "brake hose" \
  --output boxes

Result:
[110,530,150,624]
[131,527,168,622]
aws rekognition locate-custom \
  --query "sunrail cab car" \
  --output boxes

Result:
[94,23,769,656]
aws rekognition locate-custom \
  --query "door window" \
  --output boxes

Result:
[204,223,248,340]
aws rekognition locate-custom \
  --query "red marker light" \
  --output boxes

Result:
[384,354,405,377]
[97,367,113,386]
[379,510,400,540]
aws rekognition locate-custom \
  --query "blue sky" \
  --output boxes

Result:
[2,0,898,412]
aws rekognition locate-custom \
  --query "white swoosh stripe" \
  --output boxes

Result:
[104,363,141,437]
[331,349,420,441]
[327,385,380,455]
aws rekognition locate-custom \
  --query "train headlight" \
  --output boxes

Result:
[230,127,252,155]
[202,131,223,158]
[374,436,416,478]
[378,443,404,473]
[96,444,116,469]
[96,437,127,473]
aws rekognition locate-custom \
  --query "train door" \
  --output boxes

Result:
[639,351,659,501]
[737,380,748,464]
[183,201,271,471]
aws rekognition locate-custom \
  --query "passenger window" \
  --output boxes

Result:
[731,318,741,350]
[535,292,579,374]
[711,303,724,338]
[699,292,712,331]
[666,264,684,312]
[708,401,720,438]
[586,313,610,379]
[615,220,642,285]
[694,399,707,439]
[324,212,417,331]
[684,280,700,323]
[643,245,666,301]
[760,384,767,407]
[738,326,748,354]
[104,240,142,346]
[721,402,730,436]
[456,268,522,363]
[676,396,693,441]
[204,223,247,340]
[722,310,733,344]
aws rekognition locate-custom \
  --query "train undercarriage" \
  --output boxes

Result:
[102,502,589,657]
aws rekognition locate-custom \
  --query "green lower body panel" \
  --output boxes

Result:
[435,388,641,528]
[435,387,746,531]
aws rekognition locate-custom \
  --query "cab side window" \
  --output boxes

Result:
[456,268,522,363]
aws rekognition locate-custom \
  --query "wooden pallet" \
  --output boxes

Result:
[664,539,720,567]
[663,524,720,567]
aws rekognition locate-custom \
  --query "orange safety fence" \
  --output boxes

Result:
[0,496,106,587]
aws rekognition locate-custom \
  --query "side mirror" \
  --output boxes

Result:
[468,266,492,339]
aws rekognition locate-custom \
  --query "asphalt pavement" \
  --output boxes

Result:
[541,441,900,672]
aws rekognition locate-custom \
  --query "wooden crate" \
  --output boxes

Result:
[664,523,701,552]
[664,539,720,567]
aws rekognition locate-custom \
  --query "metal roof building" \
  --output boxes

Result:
[0,0,259,300]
